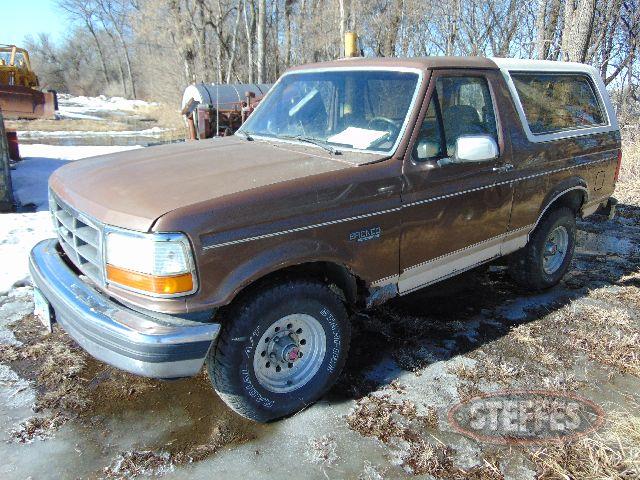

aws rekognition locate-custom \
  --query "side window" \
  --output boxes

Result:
[413,97,445,160]
[414,76,498,161]
[511,73,606,134]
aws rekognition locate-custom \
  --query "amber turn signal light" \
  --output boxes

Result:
[106,264,194,295]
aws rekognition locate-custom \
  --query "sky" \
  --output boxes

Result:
[1,0,66,47]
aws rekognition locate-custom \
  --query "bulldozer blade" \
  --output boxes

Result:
[0,84,57,120]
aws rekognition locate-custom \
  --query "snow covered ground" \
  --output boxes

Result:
[7,93,180,147]
[0,144,139,294]
[17,127,167,140]
[56,93,158,121]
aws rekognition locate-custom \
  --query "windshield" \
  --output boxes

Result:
[241,69,420,153]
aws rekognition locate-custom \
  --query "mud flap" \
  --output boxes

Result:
[596,197,618,220]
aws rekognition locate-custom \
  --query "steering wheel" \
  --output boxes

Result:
[367,116,399,140]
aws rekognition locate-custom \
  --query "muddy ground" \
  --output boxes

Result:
[1,205,639,479]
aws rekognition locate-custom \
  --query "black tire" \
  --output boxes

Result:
[508,207,576,290]
[208,279,350,422]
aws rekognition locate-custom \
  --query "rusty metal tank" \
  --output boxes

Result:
[181,83,272,140]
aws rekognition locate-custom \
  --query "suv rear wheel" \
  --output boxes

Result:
[208,279,350,422]
[508,207,576,290]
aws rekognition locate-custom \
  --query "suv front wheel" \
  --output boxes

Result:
[508,207,576,290]
[208,279,350,422]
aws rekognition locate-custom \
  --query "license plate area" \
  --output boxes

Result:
[33,288,53,333]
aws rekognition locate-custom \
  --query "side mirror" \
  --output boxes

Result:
[454,135,498,163]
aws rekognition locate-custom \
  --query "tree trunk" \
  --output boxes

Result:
[257,0,267,82]
[285,0,293,67]
[197,0,213,82]
[86,22,110,87]
[116,29,137,99]
[446,0,461,55]
[97,17,127,96]
[243,0,256,83]
[168,0,196,85]
[382,0,403,57]
[535,0,549,59]
[226,0,243,83]
[560,0,596,62]
[338,0,348,55]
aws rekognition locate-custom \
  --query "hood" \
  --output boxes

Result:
[50,136,379,231]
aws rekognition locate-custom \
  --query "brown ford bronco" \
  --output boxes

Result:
[30,57,621,422]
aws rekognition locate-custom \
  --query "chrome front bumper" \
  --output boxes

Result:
[29,239,220,379]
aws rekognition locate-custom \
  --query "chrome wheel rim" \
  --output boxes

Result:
[253,313,326,393]
[543,226,569,274]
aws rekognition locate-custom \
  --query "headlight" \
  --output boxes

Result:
[105,229,197,297]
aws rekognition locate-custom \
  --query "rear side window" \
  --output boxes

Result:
[511,73,606,135]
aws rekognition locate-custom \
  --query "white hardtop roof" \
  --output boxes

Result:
[490,57,598,75]
[489,57,617,142]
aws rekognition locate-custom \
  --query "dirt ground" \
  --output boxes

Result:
[1,134,639,478]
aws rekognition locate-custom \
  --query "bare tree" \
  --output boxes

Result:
[57,0,110,86]
[95,0,138,98]
[30,0,638,118]
[257,0,267,82]
[560,0,597,62]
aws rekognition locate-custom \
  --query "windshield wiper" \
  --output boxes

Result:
[237,130,254,141]
[283,135,341,155]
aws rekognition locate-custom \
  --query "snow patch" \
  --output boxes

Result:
[0,212,54,293]
[0,365,35,410]
[495,289,569,322]
[57,93,157,114]
[577,230,638,256]
[19,144,140,161]
[18,127,167,139]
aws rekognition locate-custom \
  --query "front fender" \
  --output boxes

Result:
[196,237,355,309]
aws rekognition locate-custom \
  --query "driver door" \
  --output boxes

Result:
[398,69,514,294]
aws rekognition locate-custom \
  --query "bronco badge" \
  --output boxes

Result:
[349,226,382,243]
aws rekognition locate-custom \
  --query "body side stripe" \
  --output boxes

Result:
[202,155,613,251]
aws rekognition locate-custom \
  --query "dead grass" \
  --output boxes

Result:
[400,437,454,476]
[561,300,640,376]
[103,450,174,478]
[137,103,184,130]
[5,118,133,132]
[529,410,640,479]
[590,285,640,309]
[617,136,640,206]
[482,288,640,381]
[10,413,67,443]
[5,101,183,135]
[0,321,88,411]
[347,394,503,478]
[420,406,439,430]
[347,394,418,442]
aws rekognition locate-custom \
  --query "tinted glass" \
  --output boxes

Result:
[241,70,420,152]
[511,73,606,134]
[414,76,498,160]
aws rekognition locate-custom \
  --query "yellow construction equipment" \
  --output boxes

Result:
[0,45,57,119]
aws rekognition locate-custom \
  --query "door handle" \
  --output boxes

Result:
[377,185,397,194]
[492,163,514,173]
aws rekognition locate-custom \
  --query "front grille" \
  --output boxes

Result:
[50,192,104,285]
